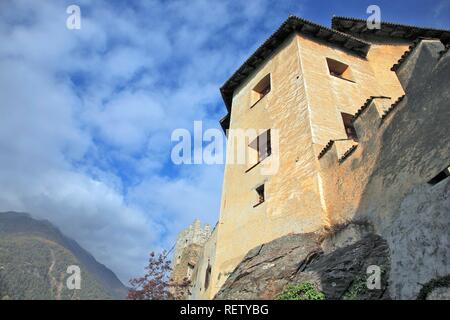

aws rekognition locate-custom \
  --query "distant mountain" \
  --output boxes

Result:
[0,211,128,300]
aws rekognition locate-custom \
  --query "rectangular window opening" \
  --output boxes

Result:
[247,129,272,171]
[254,184,265,207]
[428,166,450,185]
[251,74,271,106]
[341,113,358,141]
[326,58,354,82]
[204,264,211,290]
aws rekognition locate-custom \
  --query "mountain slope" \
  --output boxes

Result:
[0,211,128,300]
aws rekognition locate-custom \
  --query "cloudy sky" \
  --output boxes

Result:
[0,0,449,283]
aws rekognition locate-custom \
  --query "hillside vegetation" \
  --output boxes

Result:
[0,212,127,300]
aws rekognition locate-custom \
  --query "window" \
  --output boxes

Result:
[204,264,211,290]
[326,58,354,82]
[248,129,272,170]
[428,166,450,185]
[254,184,265,207]
[251,74,271,106]
[341,113,358,141]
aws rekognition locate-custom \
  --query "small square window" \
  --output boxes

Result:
[326,58,354,82]
[254,184,265,207]
[251,74,271,106]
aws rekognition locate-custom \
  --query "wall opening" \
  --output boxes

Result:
[254,184,265,207]
[326,58,354,81]
[204,264,211,290]
[428,166,450,185]
[248,129,272,170]
[251,74,271,106]
[341,113,358,141]
[187,263,195,280]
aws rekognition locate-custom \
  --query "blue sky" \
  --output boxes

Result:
[0,0,449,283]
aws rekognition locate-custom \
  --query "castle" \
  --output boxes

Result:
[172,16,450,300]
[170,219,211,296]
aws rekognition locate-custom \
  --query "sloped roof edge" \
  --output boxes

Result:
[220,15,371,111]
[332,16,450,44]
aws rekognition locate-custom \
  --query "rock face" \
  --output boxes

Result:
[417,275,450,300]
[215,233,321,300]
[215,223,390,300]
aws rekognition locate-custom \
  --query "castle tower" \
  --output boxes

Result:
[170,219,211,297]
[209,15,425,296]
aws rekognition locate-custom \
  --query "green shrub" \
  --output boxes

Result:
[343,276,367,300]
[276,282,325,300]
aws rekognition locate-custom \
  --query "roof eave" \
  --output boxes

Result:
[331,16,450,44]
[220,15,371,111]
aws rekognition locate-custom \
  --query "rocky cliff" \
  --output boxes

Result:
[215,221,448,300]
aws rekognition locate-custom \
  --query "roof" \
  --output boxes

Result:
[219,113,230,134]
[218,16,450,133]
[219,15,371,112]
[332,16,450,44]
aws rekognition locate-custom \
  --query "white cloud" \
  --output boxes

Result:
[0,0,294,283]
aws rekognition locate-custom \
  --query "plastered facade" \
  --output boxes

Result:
[181,16,450,299]
[207,31,410,297]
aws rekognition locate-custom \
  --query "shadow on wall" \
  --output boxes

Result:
[336,40,450,299]
[213,41,450,301]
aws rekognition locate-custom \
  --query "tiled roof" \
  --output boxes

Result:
[338,145,358,164]
[390,38,434,71]
[381,95,406,120]
[332,16,450,44]
[318,140,335,159]
[220,16,371,112]
[352,96,391,122]
[219,16,450,133]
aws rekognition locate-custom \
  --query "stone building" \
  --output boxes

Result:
[184,16,450,300]
[189,224,218,299]
[170,219,211,298]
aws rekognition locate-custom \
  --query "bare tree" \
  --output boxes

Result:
[127,251,191,300]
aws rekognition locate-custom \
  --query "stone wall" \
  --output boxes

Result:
[170,243,203,299]
[318,40,450,299]
[189,226,218,300]
[171,219,211,298]
[172,219,210,269]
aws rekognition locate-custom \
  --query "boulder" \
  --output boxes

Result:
[215,225,390,300]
